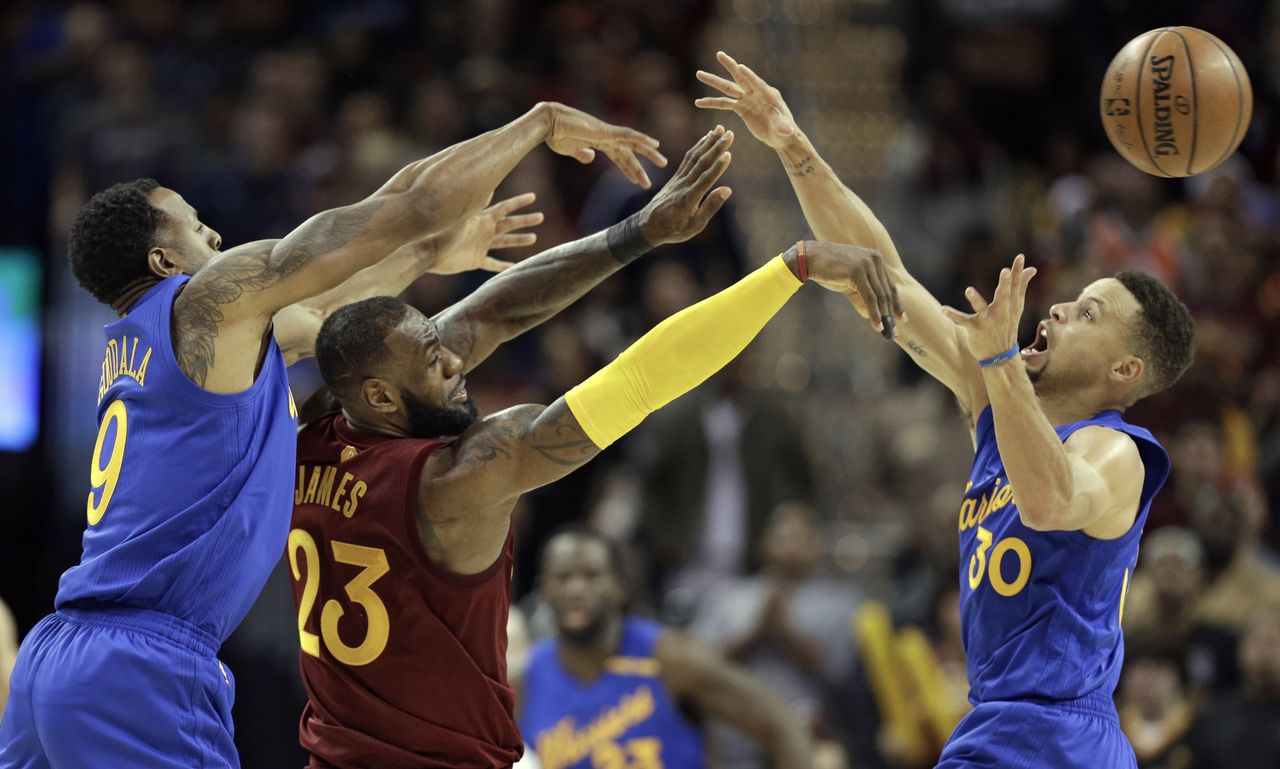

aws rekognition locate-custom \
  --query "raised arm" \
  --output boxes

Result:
[418,242,899,574]
[943,255,1145,537]
[274,194,542,365]
[657,629,813,769]
[432,127,736,373]
[175,102,665,393]
[697,52,987,421]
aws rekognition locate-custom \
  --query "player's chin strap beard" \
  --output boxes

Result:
[110,277,163,316]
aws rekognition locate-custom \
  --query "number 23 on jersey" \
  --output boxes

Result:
[289,528,393,666]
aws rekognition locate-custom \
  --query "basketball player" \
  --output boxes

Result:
[288,128,902,768]
[697,52,1195,768]
[0,101,665,769]
[520,528,812,769]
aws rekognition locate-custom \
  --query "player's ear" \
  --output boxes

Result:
[147,247,183,278]
[360,378,399,414]
[1110,355,1143,386]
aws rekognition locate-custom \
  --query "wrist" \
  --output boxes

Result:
[977,344,1024,370]
[635,205,664,248]
[530,102,557,142]
[606,212,653,264]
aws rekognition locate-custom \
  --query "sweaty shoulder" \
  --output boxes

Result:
[1066,425,1145,540]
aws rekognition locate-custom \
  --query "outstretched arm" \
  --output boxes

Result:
[658,629,813,769]
[697,52,987,421]
[418,242,899,574]
[176,102,664,393]
[944,255,1145,537]
[432,127,736,373]
[274,194,542,365]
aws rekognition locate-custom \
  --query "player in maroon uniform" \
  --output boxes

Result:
[290,127,903,768]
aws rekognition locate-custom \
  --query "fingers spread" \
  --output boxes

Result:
[940,306,975,324]
[491,233,537,250]
[695,97,739,111]
[964,286,990,313]
[495,212,544,234]
[737,63,772,92]
[491,192,537,216]
[607,148,652,188]
[696,70,745,97]
[691,186,732,230]
[573,147,597,164]
[692,150,732,195]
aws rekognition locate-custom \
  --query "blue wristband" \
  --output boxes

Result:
[977,343,1021,368]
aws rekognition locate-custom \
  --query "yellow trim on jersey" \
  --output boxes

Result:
[604,656,662,677]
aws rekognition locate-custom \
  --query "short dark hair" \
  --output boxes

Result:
[68,178,164,304]
[314,297,410,396]
[541,525,626,579]
[1115,271,1195,399]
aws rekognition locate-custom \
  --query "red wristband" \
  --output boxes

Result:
[796,240,808,282]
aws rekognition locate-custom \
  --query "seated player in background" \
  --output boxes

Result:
[0,100,663,769]
[698,52,1195,768]
[288,128,902,768]
[520,528,813,769]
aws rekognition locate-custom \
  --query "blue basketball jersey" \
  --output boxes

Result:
[521,618,706,769]
[55,275,298,643]
[957,406,1170,704]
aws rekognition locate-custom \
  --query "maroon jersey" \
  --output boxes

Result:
[290,413,521,769]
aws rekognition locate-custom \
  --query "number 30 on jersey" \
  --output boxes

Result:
[967,525,1032,597]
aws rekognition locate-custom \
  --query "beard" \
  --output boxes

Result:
[557,607,612,647]
[402,388,478,439]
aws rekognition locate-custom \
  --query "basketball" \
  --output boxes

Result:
[1100,27,1252,177]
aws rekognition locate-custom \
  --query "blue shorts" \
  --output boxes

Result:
[0,606,238,769]
[936,690,1136,769]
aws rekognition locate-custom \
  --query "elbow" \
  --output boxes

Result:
[1016,495,1070,531]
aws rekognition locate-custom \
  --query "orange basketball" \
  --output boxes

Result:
[1100,27,1252,177]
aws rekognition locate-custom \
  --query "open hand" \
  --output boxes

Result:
[635,126,735,247]
[425,193,543,275]
[542,102,669,188]
[801,241,905,336]
[695,51,799,150]
[941,254,1037,360]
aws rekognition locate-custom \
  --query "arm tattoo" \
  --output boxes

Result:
[456,406,598,473]
[781,150,815,178]
[530,416,597,466]
[173,201,384,386]
[437,231,622,370]
[906,339,928,357]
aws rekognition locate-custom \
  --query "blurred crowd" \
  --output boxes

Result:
[2,1,1279,768]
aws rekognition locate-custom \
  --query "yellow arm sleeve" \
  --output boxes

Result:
[566,255,802,448]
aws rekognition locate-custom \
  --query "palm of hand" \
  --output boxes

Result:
[695,51,798,150]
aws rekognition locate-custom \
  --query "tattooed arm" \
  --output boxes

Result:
[433,127,734,373]
[417,243,898,576]
[697,52,986,422]
[174,102,664,393]
[273,194,542,365]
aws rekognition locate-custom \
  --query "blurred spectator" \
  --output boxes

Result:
[1118,640,1198,769]
[1189,610,1280,769]
[692,502,863,769]
[633,359,814,600]
[1122,527,1240,690]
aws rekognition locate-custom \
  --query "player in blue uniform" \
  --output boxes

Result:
[698,53,1196,768]
[0,102,666,769]
[520,529,812,769]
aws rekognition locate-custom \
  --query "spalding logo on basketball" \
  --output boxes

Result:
[1100,27,1253,177]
